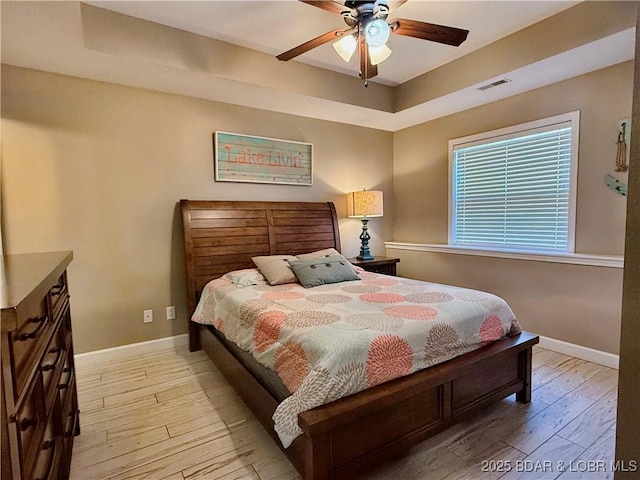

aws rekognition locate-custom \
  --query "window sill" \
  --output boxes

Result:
[384,242,624,269]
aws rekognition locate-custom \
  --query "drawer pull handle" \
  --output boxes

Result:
[17,316,47,341]
[19,414,39,431]
[58,372,71,387]
[58,365,72,389]
[64,413,78,437]
[42,347,63,372]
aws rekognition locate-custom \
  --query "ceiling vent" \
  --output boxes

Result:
[477,78,511,91]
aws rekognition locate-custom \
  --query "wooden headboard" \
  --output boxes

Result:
[180,200,340,348]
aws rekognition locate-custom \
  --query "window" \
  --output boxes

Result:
[449,111,579,254]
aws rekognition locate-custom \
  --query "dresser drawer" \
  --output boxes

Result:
[59,390,79,480]
[347,257,399,277]
[366,264,396,275]
[57,349,75,411]
[57,301,72,351]
[30,411,62,480]
[62,389,78,441]
[48,273,68,323]
[10,297,53,401]
[14,370,46,480]
[40,322,66,413]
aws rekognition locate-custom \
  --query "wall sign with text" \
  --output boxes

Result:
[214,131,313,186]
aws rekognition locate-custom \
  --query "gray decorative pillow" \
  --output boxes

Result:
[297,248,358,274]
[288,254,360,288]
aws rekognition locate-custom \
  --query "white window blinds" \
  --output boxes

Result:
[450,112,578,253]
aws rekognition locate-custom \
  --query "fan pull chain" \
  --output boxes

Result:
[363,53,368,87]
[363,41,368,87]
[615,122,628,172]
[357,23,368,87]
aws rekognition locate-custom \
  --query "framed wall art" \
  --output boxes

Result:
[214,131,313,186]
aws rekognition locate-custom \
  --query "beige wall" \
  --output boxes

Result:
[1,61,632,355]
[393,250,623,355]
[391,61,633,354]
[79,3,395,112]
[0,65,393,353]
[396,1,636,111]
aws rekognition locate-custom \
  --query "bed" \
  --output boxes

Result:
[180,199,538,480]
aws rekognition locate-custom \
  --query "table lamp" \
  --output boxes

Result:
[346,190,383,260]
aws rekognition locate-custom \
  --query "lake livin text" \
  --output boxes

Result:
[221,146,308,168]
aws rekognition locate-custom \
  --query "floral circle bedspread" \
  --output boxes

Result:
[192,270,520,447]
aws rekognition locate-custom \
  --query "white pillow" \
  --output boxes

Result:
[221,268,268,287]
[251,255,299,285]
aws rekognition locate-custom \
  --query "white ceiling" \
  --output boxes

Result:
[1,1,635,131]
[86,0,580,86]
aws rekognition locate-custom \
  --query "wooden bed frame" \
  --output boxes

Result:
[180,199,539,480]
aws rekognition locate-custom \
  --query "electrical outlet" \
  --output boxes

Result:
[143,309,153,323]
[166,306,176,320]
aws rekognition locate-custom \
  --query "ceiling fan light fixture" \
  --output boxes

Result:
[369,44,392,65]
[278,0,470,86]
[333,34,357,62]
[364,19,390,48]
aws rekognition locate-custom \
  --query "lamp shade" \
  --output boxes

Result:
[347,190,383,218]
[333,34,357,63]
[369,44,392,65]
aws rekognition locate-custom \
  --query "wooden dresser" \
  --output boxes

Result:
[1,251,80,480]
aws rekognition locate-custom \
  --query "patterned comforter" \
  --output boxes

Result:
[192,270,520,447]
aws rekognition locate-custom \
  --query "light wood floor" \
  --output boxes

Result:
[71,345,618,480]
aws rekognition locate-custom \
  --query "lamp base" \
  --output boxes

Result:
[357,218,373,261]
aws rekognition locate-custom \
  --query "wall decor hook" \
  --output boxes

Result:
[615,117,631,172]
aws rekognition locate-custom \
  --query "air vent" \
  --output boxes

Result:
[477,78,511,91]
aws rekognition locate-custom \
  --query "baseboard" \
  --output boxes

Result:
[538,335,619,369]
[74,334,189,367]
[74,333,618,370]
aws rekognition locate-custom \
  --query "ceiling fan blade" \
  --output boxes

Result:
[277,28,345,61]
[299,0,347,16]
[386,0,408,13]
[391,18,469,46]
[359,39,378,80]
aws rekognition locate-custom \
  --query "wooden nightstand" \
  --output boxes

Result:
[347,256,400,276]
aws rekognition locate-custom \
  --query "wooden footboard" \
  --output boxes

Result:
[197,322,538,480]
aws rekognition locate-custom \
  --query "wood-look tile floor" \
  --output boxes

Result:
[71,345,618,480]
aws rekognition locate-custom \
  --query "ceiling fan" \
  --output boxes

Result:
[277,0,469,85]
